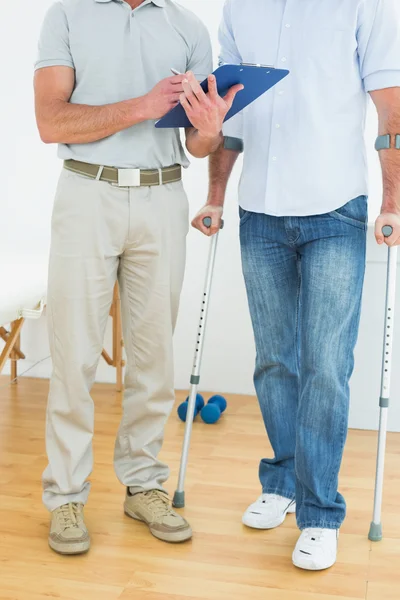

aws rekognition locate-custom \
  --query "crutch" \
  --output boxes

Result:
[369,225,398,541]
[173,217,223,508]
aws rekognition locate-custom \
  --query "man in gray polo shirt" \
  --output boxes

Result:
[34,0,240,555]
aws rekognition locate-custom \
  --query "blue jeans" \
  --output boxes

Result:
[240,196,367,530]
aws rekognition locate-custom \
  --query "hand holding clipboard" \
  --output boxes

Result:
[156,64,290,129]
[166,70,244,137]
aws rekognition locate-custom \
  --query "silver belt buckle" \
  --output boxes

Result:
[117,168,141,187]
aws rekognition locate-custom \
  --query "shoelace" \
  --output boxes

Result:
[142,490,176,519]
[58,503,82,530]
[303,528,326,543]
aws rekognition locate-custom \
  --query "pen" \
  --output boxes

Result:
[171,68,182,76]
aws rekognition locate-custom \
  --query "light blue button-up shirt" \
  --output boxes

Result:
[220,0,400,217]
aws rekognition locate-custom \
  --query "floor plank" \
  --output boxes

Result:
[0,377,399,600]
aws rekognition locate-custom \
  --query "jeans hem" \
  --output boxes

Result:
[297,520,341,530]
[261,486,296,501]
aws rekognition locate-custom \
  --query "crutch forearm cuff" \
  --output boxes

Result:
[223,136,244,153]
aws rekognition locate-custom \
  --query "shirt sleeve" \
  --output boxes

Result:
[218,0,243,147]
[35,1,74,71]
[357,0,400,92]
[186,20,213,83]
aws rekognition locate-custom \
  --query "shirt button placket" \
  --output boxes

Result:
[129,7,144,93]
[267,4,291,214]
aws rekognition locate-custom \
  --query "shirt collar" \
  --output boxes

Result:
[95,0,165,5]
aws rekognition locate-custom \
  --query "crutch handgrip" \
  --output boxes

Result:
[382,225,393,238]
[203,216,224,230]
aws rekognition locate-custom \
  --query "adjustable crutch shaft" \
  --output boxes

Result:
[173,218,222,508]
[369,225,398,541]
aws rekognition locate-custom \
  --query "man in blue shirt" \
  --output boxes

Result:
[189,0,400,570]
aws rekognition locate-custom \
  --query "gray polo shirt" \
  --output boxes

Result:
[35,0,213,169]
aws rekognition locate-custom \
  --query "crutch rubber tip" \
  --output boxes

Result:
[172,490,185,508]
[368,522,383,542]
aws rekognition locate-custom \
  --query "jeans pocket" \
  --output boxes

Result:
[328,195,368,230]
[239,207,253,226]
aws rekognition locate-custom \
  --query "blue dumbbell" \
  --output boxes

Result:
[177,394,205,422]
[200,395,227,424]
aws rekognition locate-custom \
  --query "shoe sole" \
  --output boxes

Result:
[48,538,90,555]
[242,505,296,530]
[292,555,336,571]
[124,505,192,543]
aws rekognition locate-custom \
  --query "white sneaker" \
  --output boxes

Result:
[292,528,339,570]
[242,494,296,529]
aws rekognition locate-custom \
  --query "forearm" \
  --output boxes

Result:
[186,129,223,159]
[37,96,149,145]
[208,144,240,206]
[379,143,400,214]
[376,100,400,213]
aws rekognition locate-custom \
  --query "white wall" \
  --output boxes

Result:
[1,0,399,432]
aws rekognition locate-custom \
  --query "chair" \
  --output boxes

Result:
[0,282,124,391]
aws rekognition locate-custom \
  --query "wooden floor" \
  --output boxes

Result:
[0,377,399,600]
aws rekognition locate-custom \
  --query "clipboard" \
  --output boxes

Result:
[155,64,289,129]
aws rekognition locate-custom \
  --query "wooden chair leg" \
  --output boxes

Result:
[101,348,113,366]
[0,319,25,376]
[112,284,124,393]
[101,283,124,394]
[0,327,25,360]
[10,331,21,383]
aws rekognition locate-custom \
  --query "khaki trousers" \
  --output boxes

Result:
[43,169,188,511]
